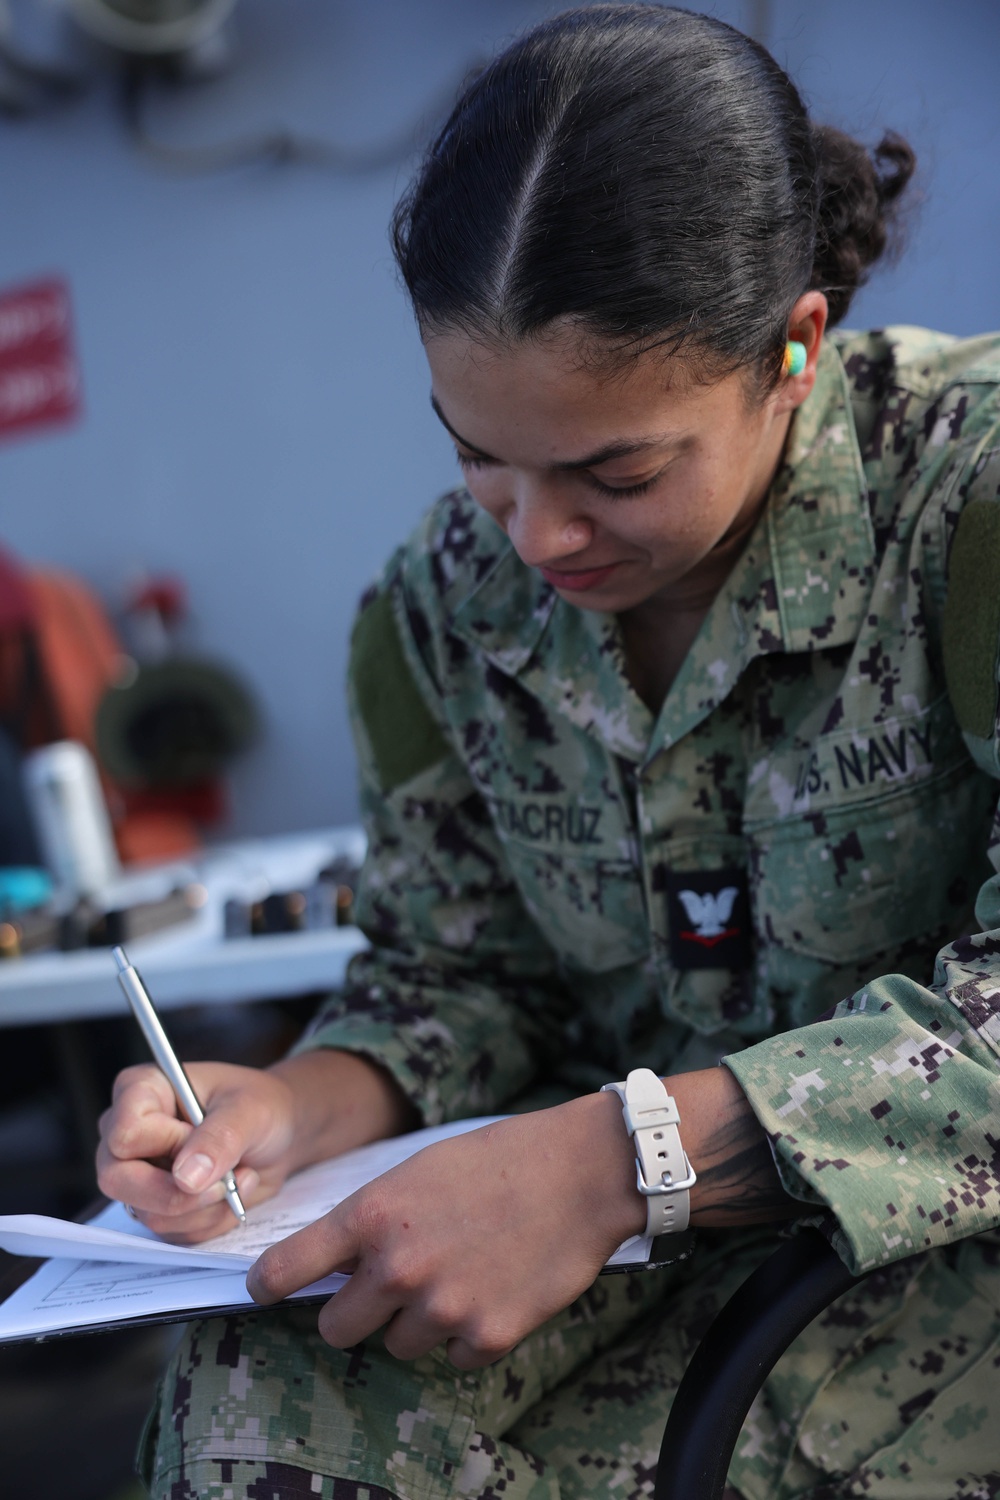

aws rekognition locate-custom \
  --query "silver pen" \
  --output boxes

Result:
[112,944,247,1224]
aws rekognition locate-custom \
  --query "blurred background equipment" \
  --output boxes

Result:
[22,738,121,897]
[96,570,259,862]
[0,0,474,173]
[96,655,256,788]
[0,542,259,869]
[98,573,257,797]
[65,0,238,58]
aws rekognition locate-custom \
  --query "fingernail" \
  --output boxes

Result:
[241,1168,259,1196]
[175,1152,214,1190]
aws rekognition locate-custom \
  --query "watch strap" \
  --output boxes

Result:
[602,1068,695,1236]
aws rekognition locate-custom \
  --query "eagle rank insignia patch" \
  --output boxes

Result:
[664,868,751,971]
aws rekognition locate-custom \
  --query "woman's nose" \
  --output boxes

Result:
[502,487,594,568]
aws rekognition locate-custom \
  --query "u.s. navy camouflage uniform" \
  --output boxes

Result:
[143,329,1000,1500]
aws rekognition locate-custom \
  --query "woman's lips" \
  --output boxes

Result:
[539,562,620,592]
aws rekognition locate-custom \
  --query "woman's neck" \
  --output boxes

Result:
[619,603,709,712]
[617,488,766,712]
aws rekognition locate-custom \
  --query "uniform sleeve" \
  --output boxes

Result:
[725,429,1000,1274]
[289,577,574,1125]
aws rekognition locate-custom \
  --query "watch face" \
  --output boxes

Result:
[664,868,751,971]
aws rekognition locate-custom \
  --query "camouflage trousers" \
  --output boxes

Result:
[139,1231,1000,1500]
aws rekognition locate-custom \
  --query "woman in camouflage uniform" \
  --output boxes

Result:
[98,8,1000,1498]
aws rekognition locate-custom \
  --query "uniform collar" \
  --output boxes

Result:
[753,334,875,653]
[652,339,876,756]
[450,340,875,762]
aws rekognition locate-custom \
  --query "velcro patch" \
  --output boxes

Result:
[350,591,448,793]
[665,868,752,971]
[943,499,1000,741]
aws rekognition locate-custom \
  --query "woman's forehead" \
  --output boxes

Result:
[424,327,748,458]
[424,319,704,384]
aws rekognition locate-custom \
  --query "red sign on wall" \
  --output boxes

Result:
[0,277,82,442]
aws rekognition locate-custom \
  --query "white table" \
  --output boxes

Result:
[0,827,369,1028]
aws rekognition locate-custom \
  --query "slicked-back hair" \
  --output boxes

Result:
[391,5,914,387]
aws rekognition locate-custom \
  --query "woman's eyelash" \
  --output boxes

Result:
[456,450,656,500]
[587,476,656,499]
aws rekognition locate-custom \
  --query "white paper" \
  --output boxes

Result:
[0,1256,349,1343]
[0,1114,653,1343]
[0,1215,250,1268]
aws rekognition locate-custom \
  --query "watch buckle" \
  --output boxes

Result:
[635,1154,697,1198]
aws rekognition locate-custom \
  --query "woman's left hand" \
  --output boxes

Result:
[245,1090,645,1369]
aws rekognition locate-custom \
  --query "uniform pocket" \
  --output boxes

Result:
[746,761,994,966]
[489,789,649,972]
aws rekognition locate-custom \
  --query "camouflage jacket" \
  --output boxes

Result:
[296,328,1000,1274]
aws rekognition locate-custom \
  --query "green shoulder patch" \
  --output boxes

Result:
[943,499,1000,741]
[350,591,449,792]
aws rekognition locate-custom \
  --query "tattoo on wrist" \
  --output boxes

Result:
[695,1105,801,1225]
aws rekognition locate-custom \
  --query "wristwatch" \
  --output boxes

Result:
[601,1068,696,1236]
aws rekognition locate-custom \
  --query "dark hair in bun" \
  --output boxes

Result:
[391,4,915,387]
[810,125,915,326]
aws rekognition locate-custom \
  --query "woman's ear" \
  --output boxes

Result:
[774,291,829,413]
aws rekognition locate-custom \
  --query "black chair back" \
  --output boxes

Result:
[654,1229,863,1500]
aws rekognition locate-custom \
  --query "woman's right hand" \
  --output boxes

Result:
[96,1049,418,1244]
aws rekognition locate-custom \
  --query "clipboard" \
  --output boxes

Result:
[0,1228,694,1345]
[0,1121,696,1346]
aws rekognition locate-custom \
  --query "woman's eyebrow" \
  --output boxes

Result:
[430,395,675,469]
[431,396,497,459]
